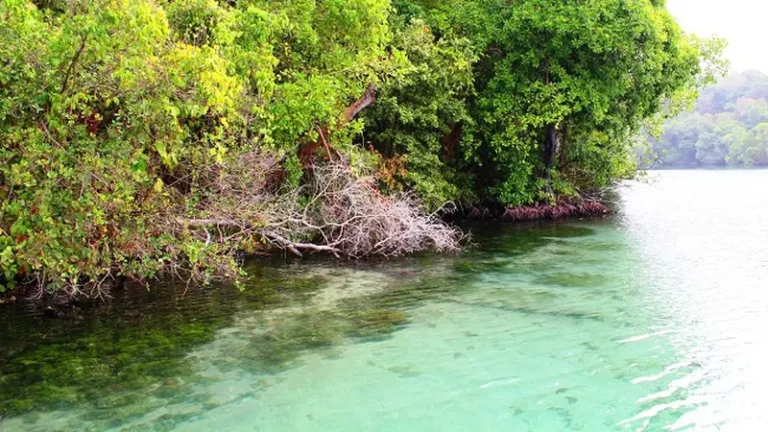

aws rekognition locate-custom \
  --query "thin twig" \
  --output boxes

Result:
[61,35,87,94]
[39,120,63,147]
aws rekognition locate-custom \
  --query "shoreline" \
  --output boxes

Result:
[1,198,612,306]
[457,199,611,223]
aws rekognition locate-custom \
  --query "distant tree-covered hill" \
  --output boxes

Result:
[648,71,768,168]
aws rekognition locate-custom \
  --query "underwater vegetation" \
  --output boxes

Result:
[0,223,611,430]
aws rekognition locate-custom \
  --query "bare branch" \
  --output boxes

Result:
[171,151,461,260]
[343,82,377,123]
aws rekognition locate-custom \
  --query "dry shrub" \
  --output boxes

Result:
[179,151,462,260]
[300,163,462,257]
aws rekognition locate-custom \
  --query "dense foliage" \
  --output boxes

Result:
[0,0,720,294]
[645,71,768,167]
[367,0,724,206]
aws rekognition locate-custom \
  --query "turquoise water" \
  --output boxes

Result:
[1,170,768,431]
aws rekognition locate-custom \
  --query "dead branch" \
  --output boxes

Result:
[171,150,461,259]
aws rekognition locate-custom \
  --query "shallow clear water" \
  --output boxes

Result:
[1,170,768,431]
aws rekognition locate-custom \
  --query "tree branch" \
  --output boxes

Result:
[343,82,377,123]
[61,35,87,94]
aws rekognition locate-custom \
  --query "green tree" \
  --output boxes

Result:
[742,123,768,166]
[650,71,768,168]
[0,0,723,294]
[361,18,477,209]
[745,99,768,127]
[387,0,716,205]
[0,0,397,292]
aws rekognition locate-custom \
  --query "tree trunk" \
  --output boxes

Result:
[441,123,463,162]
[558,123,568,170]
[543,123,559,196]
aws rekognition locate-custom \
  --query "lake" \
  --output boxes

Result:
[1,170,767,431]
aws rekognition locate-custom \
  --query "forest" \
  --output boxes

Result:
[0,0,723,296]
[645,70,768,168]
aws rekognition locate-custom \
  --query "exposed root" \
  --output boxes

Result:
[498,200,610,222]
[463,199,610,222]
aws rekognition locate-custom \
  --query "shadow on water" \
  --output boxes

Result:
[0,219,612,431]
[0,270,334,428]
[461,221,596,254]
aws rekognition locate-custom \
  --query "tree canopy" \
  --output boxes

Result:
[0,0,721,294]
[645,71,768,168]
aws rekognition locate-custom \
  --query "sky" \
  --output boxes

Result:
[667,0,768,72]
